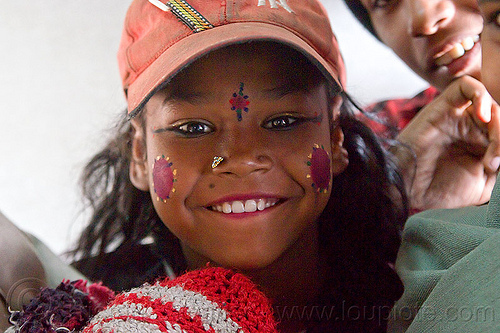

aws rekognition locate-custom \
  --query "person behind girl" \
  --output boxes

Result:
[345,0,482,135]
[70,0,408,331]
[480,0,500,103]
[386,2,500,332]
[344,0,500,212]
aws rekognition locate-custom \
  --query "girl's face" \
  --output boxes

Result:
[130,44,348,271]
[479,0,500,102]
[361,0,483,91]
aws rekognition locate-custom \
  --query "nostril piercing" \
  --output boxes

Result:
[212,156,224,169]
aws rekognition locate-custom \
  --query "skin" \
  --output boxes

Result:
[394,75,500,210]
[479,0,500,102]
[129,43,348,328]
[360,0,483,92]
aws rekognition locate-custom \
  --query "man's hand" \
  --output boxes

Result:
[393,76,500,211]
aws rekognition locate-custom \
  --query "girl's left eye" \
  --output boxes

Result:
[262,115,302,130]
[171,121,214,137]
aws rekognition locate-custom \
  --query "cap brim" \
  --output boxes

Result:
[127,21,343,117]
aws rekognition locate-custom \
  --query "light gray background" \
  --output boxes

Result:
[0,0,427,255]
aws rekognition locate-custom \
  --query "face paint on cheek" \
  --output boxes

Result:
[306,144,331,193]
[152,155,177,202]
[230,82,250,121]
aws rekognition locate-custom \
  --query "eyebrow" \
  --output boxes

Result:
[478,0,499,4]
[262,82,312,99]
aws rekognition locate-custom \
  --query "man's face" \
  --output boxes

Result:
[479,0,500,102]
[361,0,483,91]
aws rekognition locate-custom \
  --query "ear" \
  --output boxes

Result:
[129,118,150,191]
[330,124,349,176]
[330,95,343,120]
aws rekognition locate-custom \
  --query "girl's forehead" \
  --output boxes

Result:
[169,43,325,90]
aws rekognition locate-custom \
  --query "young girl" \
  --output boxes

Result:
[69,0,407,331]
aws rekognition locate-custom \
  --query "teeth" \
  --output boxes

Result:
[222,202,232,214]
[435,35,479,67]
[461,37,474,51]
[257,199,266,211]
[232,201,245,213]
[212,198,278,214]
[244,200,257,212]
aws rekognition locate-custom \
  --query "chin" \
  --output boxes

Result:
[211,249,282,272]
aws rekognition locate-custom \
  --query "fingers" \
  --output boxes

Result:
[447,76,493,124]
[449,76,500,173]
[484,103,500,173]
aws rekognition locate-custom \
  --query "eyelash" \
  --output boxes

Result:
[169,121,214,137]
[262,114,315,131]
[163,114,315,138]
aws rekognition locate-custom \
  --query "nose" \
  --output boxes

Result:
[408,0,455,37]
[212,129,273,177]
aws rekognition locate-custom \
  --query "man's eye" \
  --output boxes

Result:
[370,0,398,10]
[481,9,500,33]
[263,115,300,130]
[172,121,213,137]
[491,10,500,28]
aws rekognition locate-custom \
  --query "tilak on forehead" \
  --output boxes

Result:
[230,83,250,121]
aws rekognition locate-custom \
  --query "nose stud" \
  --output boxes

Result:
[212,156,224,169]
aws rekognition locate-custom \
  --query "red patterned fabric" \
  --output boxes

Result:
[84,267,278,333]
[359,87,440,139]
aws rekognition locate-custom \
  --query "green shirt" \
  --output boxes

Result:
[389,175,500,332]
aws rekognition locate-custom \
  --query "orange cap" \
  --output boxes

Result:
[118,0,346,117]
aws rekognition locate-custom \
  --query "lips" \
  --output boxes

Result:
[209,198,279,214]
[434,35,480,67]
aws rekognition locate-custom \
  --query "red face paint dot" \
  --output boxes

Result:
[153,156,175,201]
[309,145,331,192]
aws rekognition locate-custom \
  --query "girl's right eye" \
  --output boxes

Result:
[170,121,214,137]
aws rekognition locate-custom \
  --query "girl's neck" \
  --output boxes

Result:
[243,222,323,305]
[243,222,326,333]
[182,222,325,333]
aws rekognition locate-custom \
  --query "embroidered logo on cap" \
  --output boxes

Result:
[257,0,293,13]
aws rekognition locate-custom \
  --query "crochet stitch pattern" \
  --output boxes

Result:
[83,267,278,333]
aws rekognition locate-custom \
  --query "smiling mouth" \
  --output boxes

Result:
[434,35,479,67]
[209,198,279,214]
